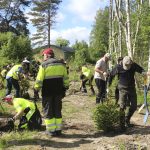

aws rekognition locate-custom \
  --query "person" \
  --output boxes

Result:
[94,53,111,104]
[114,57,123,104]
[4,95,42,130]
[5,62,28,97]
[80,65,95,95]
[23,57,30,70]
[1,65,8,79]
[108,56,148,131]
[23,57,31,77]
[0,65,8,88]
[31,60,40,81]
[34,48,69,136]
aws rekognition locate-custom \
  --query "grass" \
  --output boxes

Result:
[63,101,79,118]
[0,131,39,149]
[0,69,149,149]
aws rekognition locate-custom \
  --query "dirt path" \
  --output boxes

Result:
[4,82,150,150]
[58,93,150,150]
[9,94,150,150]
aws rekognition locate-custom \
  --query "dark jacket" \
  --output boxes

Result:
[108,62,144,88]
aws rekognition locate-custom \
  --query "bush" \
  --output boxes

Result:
[93,101,120,132]
[0,32,32,62]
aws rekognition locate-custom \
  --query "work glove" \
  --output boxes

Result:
[8,118,15,122]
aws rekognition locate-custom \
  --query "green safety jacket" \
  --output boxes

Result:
[82,66,92,79]
[13,98,35,121]
[6,65,23,80]
[34,58,69,96]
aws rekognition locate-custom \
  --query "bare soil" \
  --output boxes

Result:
[4,81,150,150]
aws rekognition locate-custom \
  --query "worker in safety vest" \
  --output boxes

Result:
[4,95,42,130]
[0,65,8,88]
[80,65,95,95]
[34,48,69,136]
[1,65,8,79]
[6,62,28,97]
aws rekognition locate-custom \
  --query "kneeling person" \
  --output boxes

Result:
[4,95,42,130]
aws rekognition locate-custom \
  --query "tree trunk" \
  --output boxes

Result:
[147,42,150,85]
[48,0,51,48]
[109,0,114,69]
[109,0,113,54]
[118,0,122,57]
[125,0,132,59]
[132,0,142,55]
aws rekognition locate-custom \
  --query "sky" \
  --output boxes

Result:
[28,0,108,46]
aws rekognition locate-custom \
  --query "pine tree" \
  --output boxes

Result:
[0,0,31,35]
[29,0,62,47]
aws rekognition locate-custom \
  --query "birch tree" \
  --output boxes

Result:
[117,0,122,57]
[109,0,113,55]
[115,0,143,60]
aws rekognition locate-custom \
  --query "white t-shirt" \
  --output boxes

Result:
[94,58,108,80]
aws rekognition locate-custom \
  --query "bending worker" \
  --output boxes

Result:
[108,56,149,132]
[34,48,69,136]
[80,65,95,95]
[6,62,28,97]
[4,95,42,130]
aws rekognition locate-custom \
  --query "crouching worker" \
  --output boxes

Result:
[4,95,42,131]
[80,65,95,95]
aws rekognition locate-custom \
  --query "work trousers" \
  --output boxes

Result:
[42,95,63,132]
[81,75,95,94]
[6,77,20,97]
[119,87,137,128]
[95,78,106,104]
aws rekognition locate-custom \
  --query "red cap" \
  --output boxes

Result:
[42,48,54,55]
[4,95,13,102]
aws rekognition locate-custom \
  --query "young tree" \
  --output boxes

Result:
[0,32,32,62]
[0,0,30,35]
[55,37,70,47]
[72,40,89,67]
[29,0,62,47]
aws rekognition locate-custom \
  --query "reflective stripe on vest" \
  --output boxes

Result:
[20,123,28,129]
[26,109,35,121]
[34,60,69,90]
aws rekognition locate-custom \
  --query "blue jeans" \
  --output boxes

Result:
[6,77,20,97]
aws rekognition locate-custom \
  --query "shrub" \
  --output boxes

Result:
[0,32,32,62]
[93,101,120,132]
